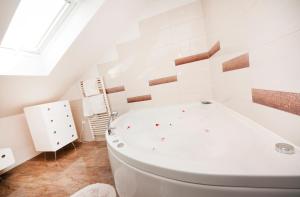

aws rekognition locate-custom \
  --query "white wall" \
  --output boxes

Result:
[202,0,300,146]
[0,114,39,173]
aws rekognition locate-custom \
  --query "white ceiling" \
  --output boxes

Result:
[0,0,196,117]
[0,0,20,43]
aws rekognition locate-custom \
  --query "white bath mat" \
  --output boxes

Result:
[71,183,116,197]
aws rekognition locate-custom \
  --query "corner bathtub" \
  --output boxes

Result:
[106,102,300,197]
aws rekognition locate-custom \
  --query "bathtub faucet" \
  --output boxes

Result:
[107,111,118,135]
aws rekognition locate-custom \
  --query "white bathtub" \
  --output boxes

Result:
[106,102,300,197]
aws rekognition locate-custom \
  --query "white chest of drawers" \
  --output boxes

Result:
[0,148,15,171]
[24,100,78,152]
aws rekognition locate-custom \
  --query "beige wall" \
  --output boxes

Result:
[98,1,212,114]
[0,114,39,173]
[202,0,300,145]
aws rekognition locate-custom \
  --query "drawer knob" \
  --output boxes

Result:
[51,120,54,123]
[1,154,5,158]
[47,108,51,111]
[66,115,69,117]
[72,134,74,137]
[69,124,72,127]
[53,131,57,134]
[64,104,66,107]
[57,142,60,145]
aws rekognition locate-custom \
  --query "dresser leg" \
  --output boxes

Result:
[44,152,47,161]
[71,142,77,151]
[54,151,57,161]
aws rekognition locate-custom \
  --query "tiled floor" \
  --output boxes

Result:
[0,141,115,197]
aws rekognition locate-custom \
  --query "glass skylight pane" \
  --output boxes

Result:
[1,0,68,52]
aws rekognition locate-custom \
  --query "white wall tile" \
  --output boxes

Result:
[250,30,300,92]
[98,0,211,114]
[203,0,300,146]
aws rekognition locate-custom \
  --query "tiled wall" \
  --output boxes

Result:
[62,0,300,146]
[203,0,300,146]
[99,1,214,114]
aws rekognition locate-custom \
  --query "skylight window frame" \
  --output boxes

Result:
[0,0,78,55]
[36,0,78,54]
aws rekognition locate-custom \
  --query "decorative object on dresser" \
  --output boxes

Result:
[24,100,78,160]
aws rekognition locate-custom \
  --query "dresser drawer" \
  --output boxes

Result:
[25,100,78,152]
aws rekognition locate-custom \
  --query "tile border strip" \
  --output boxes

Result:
[105,86,125,94]
[175,41,220,66]
[222,53,249,72]
[149,75,178,86]
[252,88,300,116]
[175,52,209,66]
[127,95,152,103]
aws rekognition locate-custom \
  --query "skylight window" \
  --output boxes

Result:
[1,0,74,53]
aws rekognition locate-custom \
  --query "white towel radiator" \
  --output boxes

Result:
[80,77,111,140]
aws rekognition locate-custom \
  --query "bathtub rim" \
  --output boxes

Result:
[108,146,300,197]
[106,101,300,189]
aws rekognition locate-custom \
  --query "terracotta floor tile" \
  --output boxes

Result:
[0,142,115,197]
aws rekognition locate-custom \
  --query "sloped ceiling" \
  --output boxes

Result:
[0,0,20,43]
[0,0,196,118]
